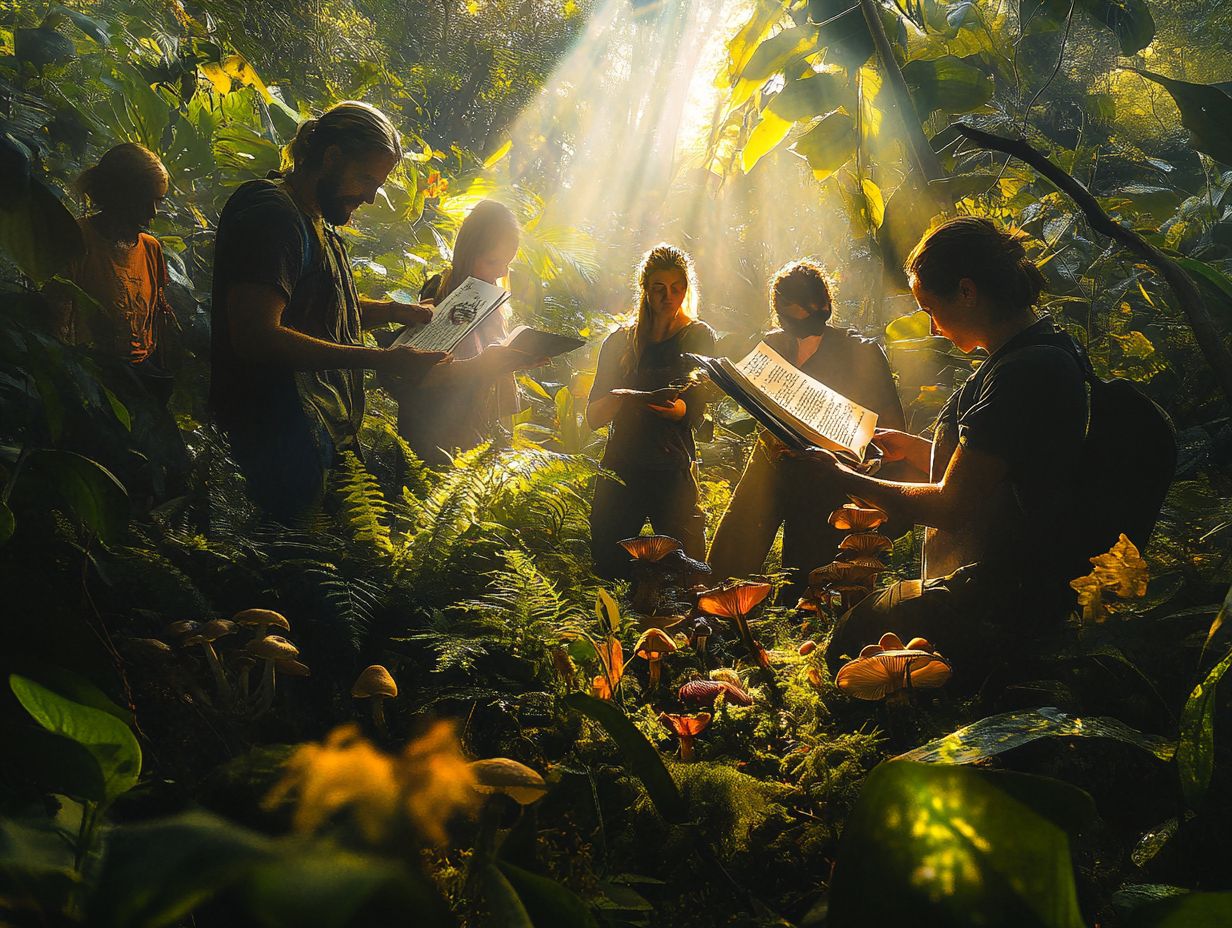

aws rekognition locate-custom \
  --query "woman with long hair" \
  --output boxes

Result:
[796,217,1089,684]
[707,259,906,599]
[586,244,717,578]
[390,199,543,463]
[55,143,176,387]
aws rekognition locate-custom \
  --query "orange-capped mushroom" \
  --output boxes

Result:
[696,582,772,656]
[659,711,711,761]
[834,646,951,702]
[635,628,678,692]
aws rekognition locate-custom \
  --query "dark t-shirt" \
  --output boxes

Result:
[925,318,1088,586]
[209,179,364,458]
[590,321,717,471]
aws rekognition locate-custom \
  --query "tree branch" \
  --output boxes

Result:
[953,122,1232,408]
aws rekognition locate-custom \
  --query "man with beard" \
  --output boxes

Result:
[210,101,448,521]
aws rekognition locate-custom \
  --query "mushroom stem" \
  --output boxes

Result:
[678,736,696,762]
[201,643,232,703]
[371,697,388,737]
[631,577,664,615]
[733,612,757,656]
[251,659,276,713]
[648,656,662,692]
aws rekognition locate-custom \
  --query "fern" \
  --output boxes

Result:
[331,451,393,554]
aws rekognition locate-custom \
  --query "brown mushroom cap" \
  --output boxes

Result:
[658,712,712,737]
[810,561,876,588]
[233,608,290,633]
[678,679,753,707]
[828,504,888,531]
[197,619,237,642]
[120,637,173,660]
[351,664,397,699]
[696,582,773,618]
[838,532,893,557]
[469,758,548,805]
[906,636,932,651]
[276,659,311,677]
[835,649,952,700]
[635,627,678,659]
[618,535,682,562]
[878,632,904,651]
[247,635,300,662]
[163,620,201,643]
[798,640,817,656]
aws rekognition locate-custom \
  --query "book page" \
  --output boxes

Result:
[733,342,878,459]
[390,276,509,352]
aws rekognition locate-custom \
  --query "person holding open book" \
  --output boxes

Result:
[387,200,547,464]
[793,218,1089,683]
[587,244,717,579]
[707,260,906,598]
[210,102,448,522]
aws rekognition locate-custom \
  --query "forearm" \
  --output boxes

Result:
[242,324,385,372]
[833,469,961,530]
[359,298,401,329]
[587,393,622,429]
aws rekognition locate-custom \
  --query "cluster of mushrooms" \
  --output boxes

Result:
[834,632,951,704]
[122,608,307,717]
[805,502,893,613]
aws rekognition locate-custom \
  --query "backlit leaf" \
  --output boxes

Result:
[902,55,993,115]
[1177,639,1232,808]
[789,107,855,180]
[741,112,793,173]
[1128,71,1232,165]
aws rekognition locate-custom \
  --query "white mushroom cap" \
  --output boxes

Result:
[468,758,547,805]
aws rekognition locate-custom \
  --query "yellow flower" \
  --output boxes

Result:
[266,721,477,846]
[1069,533,1149,623]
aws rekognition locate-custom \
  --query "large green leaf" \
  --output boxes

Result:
[828,761,1087,928]
[1025,0,1155,55]
[738,25,819,84]
[14,27,75,69]
[497,861,599,928]
[1128,70,1232,165]
[90,812,274,928]
[766,70,850,121]
[902,55,993,115]
[898,707,1176,765]
[1126,893,1232,927]
[0,177,84,284]
[563,693,688,823]
[809,0,875,71]
[1177,641,1232,808]
[485,864,536,928]
[241,846,456,927]
[10,674,141,804]
[20,450,129,544]
[790,108,855,180]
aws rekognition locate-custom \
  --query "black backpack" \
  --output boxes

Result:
[1008,331,1177,571]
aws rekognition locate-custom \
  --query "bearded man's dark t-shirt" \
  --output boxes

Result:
[209,179,364,516]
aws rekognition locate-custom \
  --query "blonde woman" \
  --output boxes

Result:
[586,244,716,578]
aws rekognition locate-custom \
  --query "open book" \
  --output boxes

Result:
[390,276,510,352]
[501,325,586,359]
[689,341,879,463]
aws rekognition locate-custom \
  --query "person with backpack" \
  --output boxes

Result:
[209,101,448,522]
[798,218,1102,683]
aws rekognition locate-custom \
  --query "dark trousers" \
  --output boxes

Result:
[590,465,706,579]
[707,440,847,598]
[224,415,334,525]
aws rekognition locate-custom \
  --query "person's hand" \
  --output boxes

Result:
[776,445,849,478]
[871,428,916,463]
[379,346,451,380]
[481,345,547,374]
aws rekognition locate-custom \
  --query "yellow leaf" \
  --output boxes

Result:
[741,112,792,174]
[222,54,272,102]
[199,62,231,94]
[483,139,512,169]
[1070,573,1110,623]
[1090,533,1149,599]
[861,177,885,229]
[595,588,621,634]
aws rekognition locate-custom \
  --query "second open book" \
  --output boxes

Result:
[690,341,879,463]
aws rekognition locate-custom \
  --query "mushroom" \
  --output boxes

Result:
[248,634,300,712]
[678,678,752,708]
[798,640,817,656]
[184,618,238,700]
[162,620,201,646]
[696,582,773,657]
[828,503,888,532]
[690,617,716,667]
[809,562,877,611]
[634,628,678,693]
[658,712,711,762]
[619,535,683,614]
[838,532,893,557]
[709,668,742,687]
[834,640,952,704]
[233,608,290,640]
[468,758,548,805]
[352,664,398,734]
[276,659,311,677]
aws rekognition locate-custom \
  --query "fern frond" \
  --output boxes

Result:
[330,451,393,554]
